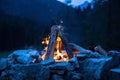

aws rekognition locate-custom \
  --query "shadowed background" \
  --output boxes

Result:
[0,0,120,57]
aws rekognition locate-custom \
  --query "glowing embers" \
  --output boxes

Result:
[54,35,69,62]
[41,35,69,62]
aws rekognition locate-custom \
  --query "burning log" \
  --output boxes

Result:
[45,25,59,59]
[44,25,73,60]
[59,26,73,59]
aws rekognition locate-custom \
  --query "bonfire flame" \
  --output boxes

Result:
[41,34,69,62]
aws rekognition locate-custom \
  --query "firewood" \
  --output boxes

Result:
[45,25,59,59]
[45,25,73,60]
[94,45,108,56]
[59,26,73,59]
[68,43,92,56]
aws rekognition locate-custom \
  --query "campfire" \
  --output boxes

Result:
[1,25,120,80]
[41,25,73,62]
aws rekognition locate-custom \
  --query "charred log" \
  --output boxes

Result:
[45,25,73,60]
[45,25,59,59]
[59,26,73,59]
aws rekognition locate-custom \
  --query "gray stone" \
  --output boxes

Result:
[89,52,102,58]
[69,57,79,69]
[76,53,88,60]
[64,71,82,80]
[1,63,50,80]
[51,74,64,80]
[108,50,120,57]
[0,58,7,71]
[7,49,40,64]
[8,49,39,57]
[48,62,74,71]
[81,57,119,80]
[49,62,75,75]
[76,52,101,61]
[28,49,39,58]
[108,50,120,65]
[40,58,55,66]
[17,55,33,64]
[50,69,65,75]
[109,67,120,80]
[72,72,81,80]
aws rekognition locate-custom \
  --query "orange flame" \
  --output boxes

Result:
[41,35,69,62]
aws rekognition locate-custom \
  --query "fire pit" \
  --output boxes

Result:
[41,25,73,62]
[0,25,120,80]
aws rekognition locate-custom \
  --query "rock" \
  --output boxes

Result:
[51,74,64,80]
[89,52,102,58]
[17,55,33,64]
[108,50,120,57]
[40,58,55,66]
[108,50,120,65]
[76,51,102,60]
[76,53,88,60]
[50,69,65,75]
[0,71,8,79]
[81,57,120,80]
[8,49,39,57]
[48,62,74,71]
[0,58,7,71]
[109,67,120,80]
[7,49,40,64]
[28,49,39,58]
[82,51,102,58]
[64,71,82,80]
[1,63,50,80]
[72,72,82,80]
[69,57,79,69]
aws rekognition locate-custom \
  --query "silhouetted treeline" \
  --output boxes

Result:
[0,0,120,51]
[74,0,120,50]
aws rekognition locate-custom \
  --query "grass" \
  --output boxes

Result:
[0,51,10,58]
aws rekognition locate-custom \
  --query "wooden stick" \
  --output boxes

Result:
[59,25,73,58]
[45,25,58,59]
[94,45,108,56]
[45,25,73,59]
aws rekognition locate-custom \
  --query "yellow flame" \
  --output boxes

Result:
[41,34,69,62]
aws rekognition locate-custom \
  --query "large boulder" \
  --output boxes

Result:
[51,74,64,80]
[80,57,120,80]
[69,57,80,69]
[64,71,82,80]
[40,58,55,66]
[0,58,7,71]
[109,67,120,80]
[7,49,40,64]
[47,61,82,80]
[108,50,120,65]
[1,63,50,80]
[48,62,74,71]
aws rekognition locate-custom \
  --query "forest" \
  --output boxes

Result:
[0,0,120,53]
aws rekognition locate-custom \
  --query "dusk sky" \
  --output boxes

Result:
[57,0,93,6]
